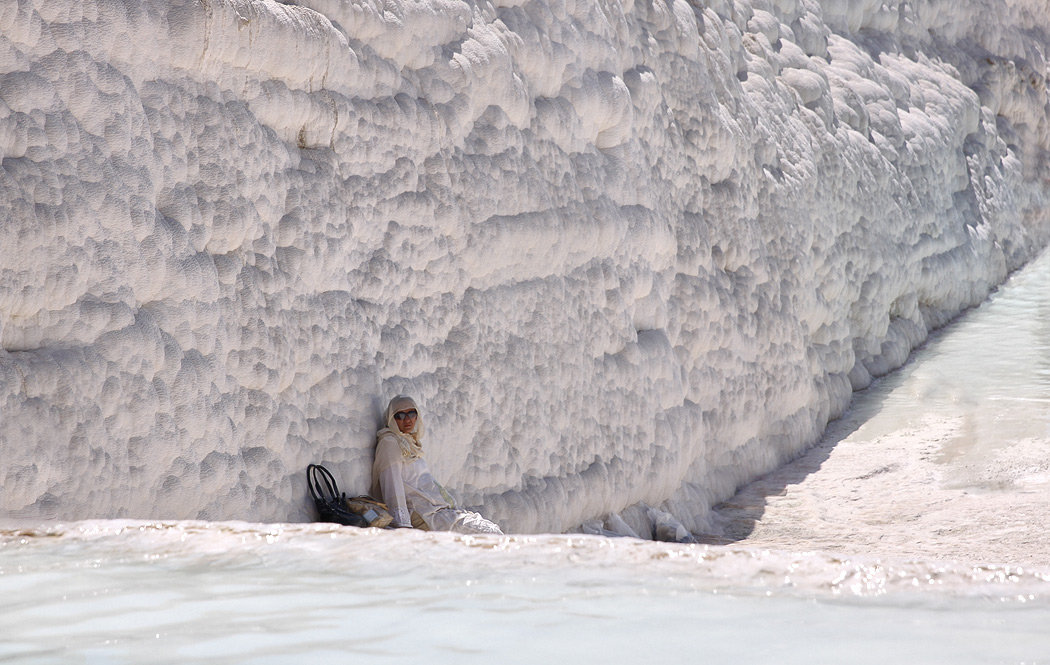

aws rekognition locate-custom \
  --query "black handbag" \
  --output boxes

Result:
[306,464,369,527]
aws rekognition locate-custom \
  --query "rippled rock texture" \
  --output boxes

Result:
[1,0,1048,533]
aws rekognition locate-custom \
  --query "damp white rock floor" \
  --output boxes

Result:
[711,409,1050,567]
[711,248,1050,567]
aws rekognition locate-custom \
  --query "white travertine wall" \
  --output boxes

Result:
[1,0,1048,534]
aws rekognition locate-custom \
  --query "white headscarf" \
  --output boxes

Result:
[377,394,425,460]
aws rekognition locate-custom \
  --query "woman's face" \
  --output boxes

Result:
[394,409,418,434]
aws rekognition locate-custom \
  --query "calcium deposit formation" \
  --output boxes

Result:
[1,0,1048,537]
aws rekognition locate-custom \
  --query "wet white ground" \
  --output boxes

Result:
[3,521,1049,664]
[712,247,1050,566]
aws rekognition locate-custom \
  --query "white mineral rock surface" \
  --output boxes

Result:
[1,0,1048,534]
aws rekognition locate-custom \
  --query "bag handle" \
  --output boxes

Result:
[307,463,343,503]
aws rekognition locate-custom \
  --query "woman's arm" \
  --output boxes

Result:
[375,440,412,527]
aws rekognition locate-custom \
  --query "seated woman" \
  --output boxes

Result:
[372,395,503,535]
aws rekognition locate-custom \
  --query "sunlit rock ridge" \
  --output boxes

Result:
[1,0,1048,535]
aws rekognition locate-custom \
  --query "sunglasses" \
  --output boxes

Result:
[393,410,418,421]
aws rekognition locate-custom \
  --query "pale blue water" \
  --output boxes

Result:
[2,521,1049,663]
[5,247,1050,664]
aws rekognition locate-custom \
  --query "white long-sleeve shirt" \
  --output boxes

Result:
[373,433,452,528]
